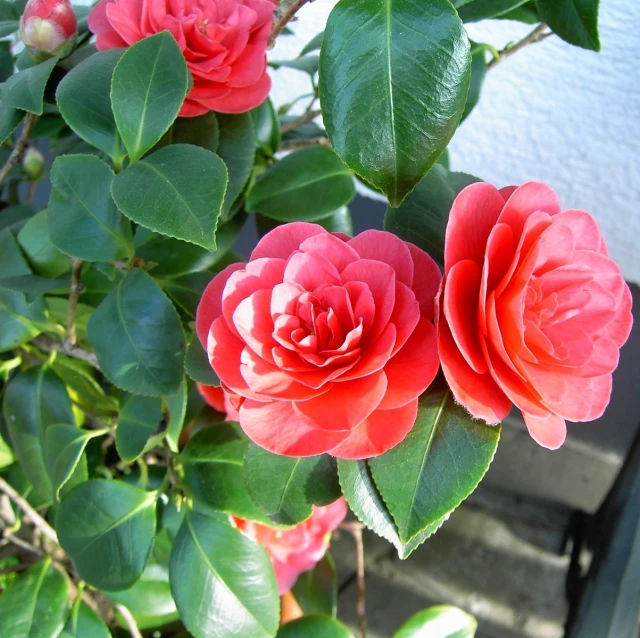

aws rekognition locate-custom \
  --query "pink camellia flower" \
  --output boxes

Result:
[88,0,275,116]
[20,0,77,58]
[437,181,633,450]
[196,222,441,459]
[197,383,240,421]
[234,498,347,594]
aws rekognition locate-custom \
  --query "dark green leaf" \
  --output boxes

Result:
[270,55,319,76]
[0,20,18,37]
[0,559,69,637]
[245,444,340,526]
[497,2,540,22]
[0,205,35,234]
[277,616,354,638]
[249,98,281,156]
[185,333,219,386]
[369,385,500,546]
[291,554,337,617]
[111,32,189,162]
[18,209,71,277]
[165,378,187,453]
[2,57,58,114]
[111,144,227,250]
[49,154,133,261]
[462,44,487,121]
[170,111,219,151]
[1,227,31,276]
[56,48,126,161]
[116,395,163,463]
[0,41,11,82]
[87,268,186,396]
[3,366,74,501]
[319,0,471,206]
[61,599,112,638]
[300,32,324,56]
[56,479,157,590]
[538,0,600,51]
[159,271,212,318]
[247,147,355,220]
[0,429,14,469]
[448,171,482,194]
[0,274,67,300]
[393,605,477,638]
[456,0,529,22]
[181,424,272,522]
[317,206,353,235]
[0,104,22,144]
[169,510,280,638]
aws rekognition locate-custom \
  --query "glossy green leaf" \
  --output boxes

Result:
[3,366,74,501]
[165,378,187,453]
[462,44,487,121]
[111,32,189,162]
[0,104,22,144]
[247,147,355,220]
[106,562,178,630]
[111,144,227,250]
[291,553,338,617]
[181,424,271,522]
[49,155,133,261]
[61,598,112,638]
[169,510,280,638]
[56,479,157,591]
[2,57,58,114]
[300,31,324,56]
[116,394,163,463]
[185,333,220,386]
[159,271,213,318]
[0,274,67,300]
[538,0,599,51]
[250,98,281,156]
[87,268,186,396]
[270,55,320,76]
[56,48,126,161]
[498,2,540,22]
[393,605,477,638]
[456,0,529,22]
[18,209,71,277]
[369,385,500,546]
[245,444,341,526]
[170,111,219,151]
[448,171,482,195]
[2,227,32,276]
[319,0,471,206]
[277,616,354,638]
[0,559,69,638]
[318,206,354,235]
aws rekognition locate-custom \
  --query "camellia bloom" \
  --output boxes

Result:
[197,383,240,421]
[196,222,441,459]
[20,0,77,58]
[234,498,347,594]
[437,181,633,450]
[88,0,275,116]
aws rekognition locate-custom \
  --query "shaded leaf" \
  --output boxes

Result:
[116,394,163,463]
[538,0,600,51]
[185,333,219,386]
[277,616,354,638]
[2,57,58,114]
[291,553,338,618]
[165,378,187,453]
[18,209,71,277]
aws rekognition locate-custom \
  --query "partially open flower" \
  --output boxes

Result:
[20,0,77,60]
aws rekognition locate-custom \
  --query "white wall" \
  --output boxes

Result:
[269,0,640,284]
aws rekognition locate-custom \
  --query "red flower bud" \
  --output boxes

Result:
[20,0,77,59]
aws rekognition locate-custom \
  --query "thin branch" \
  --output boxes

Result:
[487,23,553,70]
[65,259,84,347]
[342,522,366,638]
[32,335,99,369]
[280,108,322,135]
[115,603,143,638]
[0,476,58,545]
[269,0,308,47]
[279,136,332,152]
[0,113,38,187]
[4,533,45,557]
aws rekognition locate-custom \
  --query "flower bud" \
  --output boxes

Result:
[20,0,77,61]
[23,147,45,181]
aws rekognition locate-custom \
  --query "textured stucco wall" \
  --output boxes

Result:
[268,0,640,283]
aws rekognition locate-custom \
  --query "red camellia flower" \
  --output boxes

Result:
[196,222,442,459]
[20,0,77,57]
[234,498,347,594]
[197,383,240,421]
[437,182,633,450]
[88,0,275,116]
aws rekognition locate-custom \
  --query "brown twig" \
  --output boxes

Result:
[280,108,322,135]
[269,0,308,47]
[32,335,99,370]
[342,522,366,638]
[115,603,143,638]
[0,476,58,546]
[4,533,46,557]
[0,113,38,187]
[487,23,553,70]
[65,259,84,347]
[279,136,332,152]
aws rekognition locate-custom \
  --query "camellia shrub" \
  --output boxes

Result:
[0,0,632,637]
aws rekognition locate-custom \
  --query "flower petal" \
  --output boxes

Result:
[522,412,566,450]
[251,222,327,260]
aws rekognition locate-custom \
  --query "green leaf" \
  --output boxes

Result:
[87,268,186,396]
[250,98,281,156]
[537,0,600,51]
[247,147,355,221]
[116,394,163,463]
[61,599,112,638]
[170,111,219,151]
[181,424,272,522]
[317,206,354,235]
[2,57,58,114]
[0,429,14,469]
[0,274,67,301]
[56,479,157,591]
[300,32,324,56]
[1,227,31,276]
[48,155,133,261]
[245,444,341,526]
[456,0,529,22]
[217,112,257,216]
[111,31,189,162]
[56,48,126,161]
[0,105,22,144]
[0,205,35,234]
[462,44,487,121]
[165,378,187,453]
[3,366,74,501]
[105,562,178,630]
[277,616,354,638]
[159,271,213,318]
[369,385,500,546]
[0,287,48,352]
[111,144,227,250]
[0,20,19,37]
[393,605,477,638]
[0,559,70,638]
[17,209,71,277]
[291,554,338,617]
[43,424,100,501]
[319,0,471,206]
[169,510,280,638]
[185,333,220,386]
[270,55,319,76]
